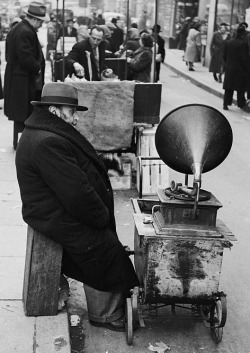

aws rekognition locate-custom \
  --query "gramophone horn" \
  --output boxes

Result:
[155,104,233,177]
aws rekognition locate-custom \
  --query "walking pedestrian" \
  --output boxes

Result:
[223,25,249,110]
[15,82,139,332]
[4,1,47,150]
[178,17,192,54]
[184,22,201,71]
[151,24,165,82]
[58,18,77,39]
[46,12,61,60]
[209,23,231,83]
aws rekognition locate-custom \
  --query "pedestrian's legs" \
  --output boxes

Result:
[155,62,160,82]
[83,283,125,323]
[236,90,246,108]
[223,89,233,110]
[188,62,194,71]
[213,73,218,81]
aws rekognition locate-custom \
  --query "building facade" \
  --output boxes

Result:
[116,0,250,66]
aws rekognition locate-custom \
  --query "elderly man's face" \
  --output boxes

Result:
[58,106,79,127]
[90,28,103,49]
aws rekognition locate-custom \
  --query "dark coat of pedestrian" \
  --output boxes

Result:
[151,24,165,82]
[223,26,250,110]
[209,23,231,82]
[4,4,46,125]
[65,26,106,80]
[127,33,153,82]
[178,17,192,51]
[108,18,124,53]
[58,18,77,39]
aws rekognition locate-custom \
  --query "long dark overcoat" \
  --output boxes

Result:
[209,31,231,73]
[223,37,250,91]
[15,108,139,293]
[4,20,45,122]
[128,46,152,82]
[65,38,106,80]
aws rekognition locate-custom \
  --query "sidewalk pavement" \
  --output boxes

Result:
[0,48,229,353]
[164,49,227,104]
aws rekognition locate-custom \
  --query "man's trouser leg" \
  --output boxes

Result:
[223,89,233,106]
[83,284,125,323]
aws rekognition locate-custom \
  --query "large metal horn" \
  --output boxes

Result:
[155,104,233,181]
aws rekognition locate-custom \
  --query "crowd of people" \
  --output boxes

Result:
[176,15,250,112]
[43,8,166,83]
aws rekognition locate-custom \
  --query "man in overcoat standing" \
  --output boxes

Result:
[15,82,139,331]
[223,25,250,110]
[4,1,47,150]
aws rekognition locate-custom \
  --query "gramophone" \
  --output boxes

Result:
[152,104,233,237]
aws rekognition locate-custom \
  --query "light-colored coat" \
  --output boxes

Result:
[184,28,201,62]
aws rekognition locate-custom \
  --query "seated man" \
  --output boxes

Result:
[65,25,106,80]
[15,82,139,332]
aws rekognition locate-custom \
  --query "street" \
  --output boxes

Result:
[1,25,250,352]
[67,64,250,353]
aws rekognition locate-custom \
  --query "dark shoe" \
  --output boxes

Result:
[223,105,228,110]
[89,318,125,332]
[218,75,222,83]
[213,73,218,81]
[189,68,195,71]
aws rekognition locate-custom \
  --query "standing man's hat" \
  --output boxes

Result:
[24,1,49,21]
[151,24,161,33]
[31,83,88,111]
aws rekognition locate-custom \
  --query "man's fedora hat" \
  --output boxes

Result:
[24,1,49,21]
[31,82,88,111]
[151,24,161,33]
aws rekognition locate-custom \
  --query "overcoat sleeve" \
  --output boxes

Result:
[34,136,110,229]
[129,50,152,72]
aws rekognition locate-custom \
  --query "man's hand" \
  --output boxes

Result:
[73,62,85,77]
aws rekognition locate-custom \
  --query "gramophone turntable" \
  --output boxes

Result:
[152,103,233,237]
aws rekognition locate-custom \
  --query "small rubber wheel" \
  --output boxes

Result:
[125,298,133,345]
[131,292,138,325]
[210,296,227,343]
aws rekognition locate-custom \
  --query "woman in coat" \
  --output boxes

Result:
[209,23,231,82]
[223,25,250,110]
[126,32,153,82]
[184,22,201,71]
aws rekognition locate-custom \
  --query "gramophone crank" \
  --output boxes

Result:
[128,104,237,345]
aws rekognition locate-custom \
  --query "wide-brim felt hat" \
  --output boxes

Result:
[24,1,49,21]
[31,82,88,111]
[151,24,161,32]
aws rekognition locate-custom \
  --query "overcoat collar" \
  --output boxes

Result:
[25,108,108,177]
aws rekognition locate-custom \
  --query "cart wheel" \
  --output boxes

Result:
[132,293,138,324]
[125,298,133,345]
[210,295,227,343]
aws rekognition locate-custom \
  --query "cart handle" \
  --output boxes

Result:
[152,204,162,217]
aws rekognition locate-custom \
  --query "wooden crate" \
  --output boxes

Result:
[23,226,62,316]
[136,127,169,196]
[109,156,132,190]
[136,157,169,197]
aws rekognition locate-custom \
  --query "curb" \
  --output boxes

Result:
[163,61,238,106]
[35,310,71,353]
